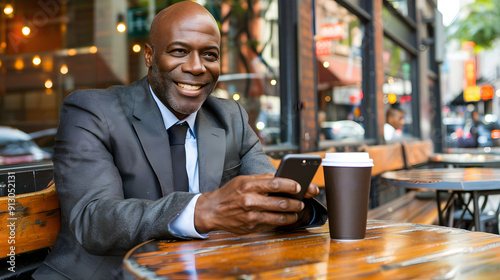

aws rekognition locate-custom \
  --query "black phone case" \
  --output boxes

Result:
[273,154,322,200]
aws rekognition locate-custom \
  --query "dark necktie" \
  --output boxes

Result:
[168,123,189,192]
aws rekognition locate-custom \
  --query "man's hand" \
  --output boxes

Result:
[194,173,316,235]
[303,182,320,199]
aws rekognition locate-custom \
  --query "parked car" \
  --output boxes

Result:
[0,126,52,165]
[458,114,500,148]
[29,127,57,156]
[321,120,365,141]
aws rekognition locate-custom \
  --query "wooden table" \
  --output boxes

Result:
[382,168,500,232]
[124,221,500,279]
[429,153,500,167]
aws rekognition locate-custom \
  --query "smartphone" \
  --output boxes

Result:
[272,154,322,200]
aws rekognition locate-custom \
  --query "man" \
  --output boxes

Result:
[384,106,405,141]
[33,2,326,279]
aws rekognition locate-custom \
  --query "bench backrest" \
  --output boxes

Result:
[402,140,434,168]
[0,181,60,257]
[360,143,406,176]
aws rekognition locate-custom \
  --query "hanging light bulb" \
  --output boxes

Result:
[32,55,41,66]
[45,79,53,89]
[116,14,126,33]
[60,64,68,74]
[22,26,31,36]
[132,44,141,53]
[3,4,13,15]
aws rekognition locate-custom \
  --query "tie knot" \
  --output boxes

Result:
[168,123,188,145]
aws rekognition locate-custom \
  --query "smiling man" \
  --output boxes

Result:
[32,2,326,279]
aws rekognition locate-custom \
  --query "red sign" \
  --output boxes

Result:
[315,39,332,56]
[318,23,344,40]
[464,60,476,88]
[481,84,494,101]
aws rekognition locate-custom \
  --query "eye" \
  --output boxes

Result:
[203,51,219,62]
[169,48,188,56]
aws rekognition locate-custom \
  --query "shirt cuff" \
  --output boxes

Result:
[169,194,208,239]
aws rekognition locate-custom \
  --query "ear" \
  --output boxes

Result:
[144,43,153,68]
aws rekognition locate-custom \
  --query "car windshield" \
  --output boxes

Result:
[0,139,37,156]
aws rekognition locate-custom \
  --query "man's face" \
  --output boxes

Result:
[145,13,220,120]
[389,111,405,130]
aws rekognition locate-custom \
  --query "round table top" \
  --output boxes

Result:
[124,221,500,279]
[381,168,500,191]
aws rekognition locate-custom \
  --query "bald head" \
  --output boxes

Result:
[149,1,220,49]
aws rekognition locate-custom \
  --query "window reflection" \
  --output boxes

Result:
[386,0,409,17]
[315,0,364,144]
[382,37,413,139]
[212,0,281,145]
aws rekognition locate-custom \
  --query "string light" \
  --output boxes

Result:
[32,55,41,66]
[44,79,53,89]
[132,44,141,53]
[3,4,13,15]
[22,26,31,36]
[116,14,126,33]
[14,58,24,70]
[60,64,68,74]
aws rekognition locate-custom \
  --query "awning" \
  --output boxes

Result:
[317,55,362,91]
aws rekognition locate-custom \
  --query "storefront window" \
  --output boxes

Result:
[210,0,281,146]
[315,0,364,145]
[386,0,408,17]
[0,0,282,169]
[382,37,413,139]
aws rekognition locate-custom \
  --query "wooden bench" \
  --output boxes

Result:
[359,143,406,176]
[402,139,434,169]
[368,190,440,225]
[0,181,60,257]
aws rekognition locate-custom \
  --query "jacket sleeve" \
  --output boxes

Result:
[53,91,194,256]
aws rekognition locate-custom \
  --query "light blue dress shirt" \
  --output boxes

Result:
[150,86,206,239]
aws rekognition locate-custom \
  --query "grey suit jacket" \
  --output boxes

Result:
[33,77,326,280]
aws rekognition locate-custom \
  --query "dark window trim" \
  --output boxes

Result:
[383,29,419,56]
[383,0,417,29]
[336,0,373,21]
[278,0,300,150]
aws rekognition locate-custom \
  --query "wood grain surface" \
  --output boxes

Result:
[124,220,500,279]
[0,181,60,256]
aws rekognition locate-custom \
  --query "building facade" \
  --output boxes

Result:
[0,0,444,156]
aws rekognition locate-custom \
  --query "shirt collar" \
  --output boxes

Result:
[149,85,197,138]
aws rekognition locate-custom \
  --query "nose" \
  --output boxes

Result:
[182,53,205,75]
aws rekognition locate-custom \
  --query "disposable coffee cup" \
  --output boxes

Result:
[322,152,373,241]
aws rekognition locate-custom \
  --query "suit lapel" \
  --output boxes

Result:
[131,78,174,196]
[196,109,226,193]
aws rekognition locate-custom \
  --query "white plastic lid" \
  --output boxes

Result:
[322,152,374,167]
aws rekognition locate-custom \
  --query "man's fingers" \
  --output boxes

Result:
[303,183,320,199]
[240,192,304,212]
[245,176,300,195]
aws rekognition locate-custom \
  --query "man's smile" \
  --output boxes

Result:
[177,82,202,91]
